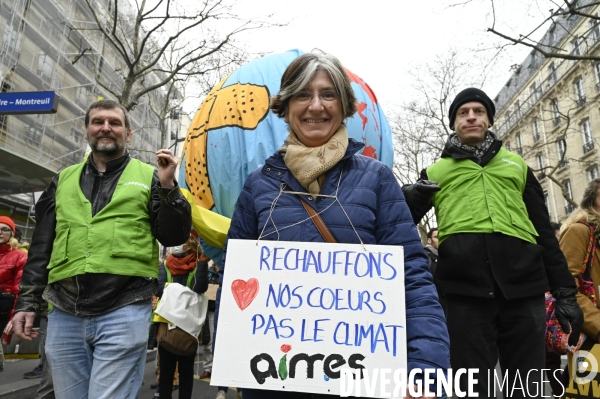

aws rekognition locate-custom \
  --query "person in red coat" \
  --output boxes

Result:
[0,216,27,371]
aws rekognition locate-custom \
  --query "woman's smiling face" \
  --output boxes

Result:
[286,70,343,147]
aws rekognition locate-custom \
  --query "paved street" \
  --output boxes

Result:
[137,350,240,399]
[0,348,241,399]
[0,347,565,398]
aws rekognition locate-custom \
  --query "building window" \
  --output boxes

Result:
[1,24,22,58]
[552,99,561,126]
[588,165,600,181]
[505,141,511,152]
[582,119,594,153]
[557,139,568,168]
[548,26,556,45]
[568,1,581,19]
[529,51,537,68]
[544,191,551,219]
[548,63,558,87]
[70,127,81,145]
[75,86,88,108]
[532,118,541,142]
[531,79,542,101]
[595,63,600,92]
[509,106,517,126]
[516,133,523,155]
[571,37,582,56]
[564,180,575,214]
[591,16,600,42]
[537,153,546,180]
[574,77,586,106]
[37,51,54,84]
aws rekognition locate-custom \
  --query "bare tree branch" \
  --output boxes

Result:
[487,0,600,61]
[65,0,285,114]
[72,48,93,64]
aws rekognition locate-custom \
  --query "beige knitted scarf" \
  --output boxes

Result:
[279,126,348,196]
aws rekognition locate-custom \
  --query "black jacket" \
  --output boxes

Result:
[407,136,575,300]
[16,152,192,316]
[424,244,438,274]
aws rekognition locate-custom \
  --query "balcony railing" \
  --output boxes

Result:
[553,117,561,127]
[533,133,540,142]
[495,25,600,139]
[565,203,575,214]
[495,48,589,137]
[583,140,595,154]
[559,160,568,168]
[537,172,546,180]
[547,75,558,89]
[576,96,587,107]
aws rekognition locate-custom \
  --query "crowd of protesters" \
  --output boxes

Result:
[2,51,597,399]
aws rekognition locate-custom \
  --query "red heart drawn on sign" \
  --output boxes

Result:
[231,278,260,311]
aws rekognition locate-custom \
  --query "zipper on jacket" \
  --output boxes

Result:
[91,172,104,216]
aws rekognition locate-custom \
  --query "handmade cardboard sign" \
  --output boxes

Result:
[211,239,407,397]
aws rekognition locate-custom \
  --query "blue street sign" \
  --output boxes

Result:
[0,91,58,114]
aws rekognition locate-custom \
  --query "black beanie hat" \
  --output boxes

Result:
[448,88,495,129]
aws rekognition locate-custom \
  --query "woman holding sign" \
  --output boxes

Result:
[216,52,449,399]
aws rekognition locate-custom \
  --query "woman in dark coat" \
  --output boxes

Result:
[215,52,449,399]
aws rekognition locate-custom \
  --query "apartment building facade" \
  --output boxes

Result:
[494,1,600,221]
[0,0,174,233]
[0,0,166,195]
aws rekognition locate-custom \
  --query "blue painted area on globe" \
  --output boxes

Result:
[179,49,393,218]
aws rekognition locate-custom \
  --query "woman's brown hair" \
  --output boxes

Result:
[270,52,357,122]
[563,177,600,230]
[184,233,201,257]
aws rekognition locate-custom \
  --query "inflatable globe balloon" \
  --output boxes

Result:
[179,49,393,250]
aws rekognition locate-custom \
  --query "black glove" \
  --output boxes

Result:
[553,287,584,346]
[401,180,441,224]
[402,180,441,204]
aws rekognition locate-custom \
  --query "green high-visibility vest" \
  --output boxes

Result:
[48,159,159,283]
[427,148,538,246]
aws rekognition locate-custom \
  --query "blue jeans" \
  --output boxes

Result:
[46,302,151,399]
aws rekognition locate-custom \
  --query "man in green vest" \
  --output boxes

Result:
[403,88,582,398]
[11,99,191,399]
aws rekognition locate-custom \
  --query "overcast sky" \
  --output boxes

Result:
[171,0,554,115]
[231,0,553,111]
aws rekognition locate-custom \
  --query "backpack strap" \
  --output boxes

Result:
[186,268,197,289]
[165,260,197,288]
[165,262,173,283]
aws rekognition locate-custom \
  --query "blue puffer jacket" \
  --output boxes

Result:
[216,139,449,378]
